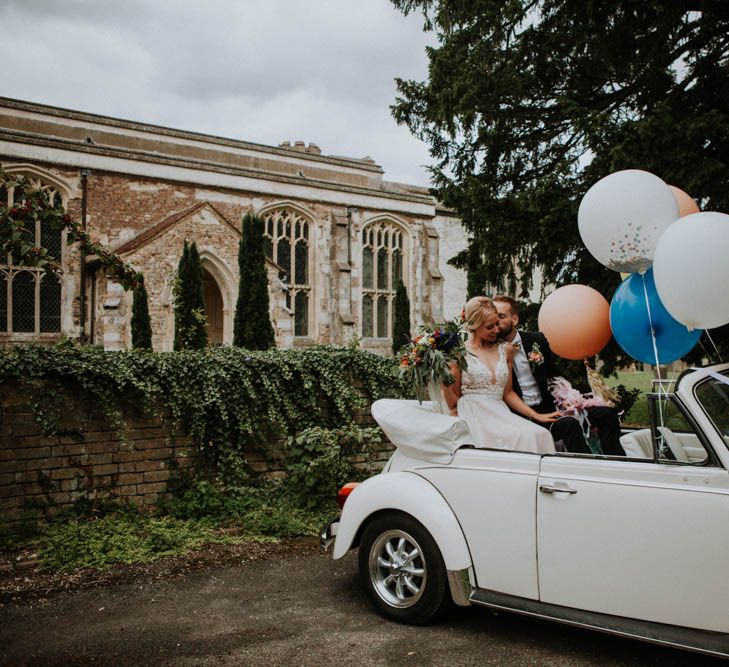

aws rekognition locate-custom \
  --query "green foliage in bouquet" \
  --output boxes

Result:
[398,314,468,401]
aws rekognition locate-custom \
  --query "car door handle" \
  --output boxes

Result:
[539,485,577,495]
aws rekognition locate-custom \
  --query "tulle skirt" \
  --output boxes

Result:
[457,394,555,454]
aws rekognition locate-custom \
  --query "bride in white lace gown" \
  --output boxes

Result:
[446,297,559,454]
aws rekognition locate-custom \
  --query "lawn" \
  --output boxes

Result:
[606,370,680,426]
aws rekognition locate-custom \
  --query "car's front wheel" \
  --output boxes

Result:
[358,512,449,625]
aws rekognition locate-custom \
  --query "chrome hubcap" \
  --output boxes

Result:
[369,529,426,608]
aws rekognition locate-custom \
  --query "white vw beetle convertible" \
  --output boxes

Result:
[322,364,729,658]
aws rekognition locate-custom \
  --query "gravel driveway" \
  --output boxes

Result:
[0,545,723,666]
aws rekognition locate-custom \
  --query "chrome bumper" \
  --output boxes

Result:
[320,517,339,551]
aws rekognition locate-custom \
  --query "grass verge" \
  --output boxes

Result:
[1,480,335,573]
[606,370,680,426]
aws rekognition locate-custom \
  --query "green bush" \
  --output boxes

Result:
[39,514,214,572]
[242,502,320,537]
[285,425,382,510]
[28,481,330,573]
[162,479,247,520]
[160,478,331,537]
[612,383,641,418]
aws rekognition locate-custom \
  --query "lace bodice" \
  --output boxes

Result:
[461,342,509,399]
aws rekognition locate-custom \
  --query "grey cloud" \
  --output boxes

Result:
[4,0,159,23]
[0,0,434,185]
[152,3,430,105]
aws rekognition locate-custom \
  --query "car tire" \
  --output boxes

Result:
[358,511,449,625]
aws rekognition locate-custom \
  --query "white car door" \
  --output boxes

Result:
[537,429,729,632]
[418,449,541,600]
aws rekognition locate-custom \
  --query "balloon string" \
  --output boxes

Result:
[705,329,724,364]
[641,274,666,444]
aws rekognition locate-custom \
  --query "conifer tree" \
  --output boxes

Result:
[233,221,249,347]
[131,273,153,350]
[173,240,207,350]
[392,280,411,354]
[392,0,729,369]
[233,213,275,350]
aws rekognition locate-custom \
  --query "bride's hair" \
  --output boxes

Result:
[464,296,497,331]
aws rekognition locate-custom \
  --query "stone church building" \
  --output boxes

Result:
[0,97,468,354]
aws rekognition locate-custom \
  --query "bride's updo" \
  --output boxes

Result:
[464,296,497,331]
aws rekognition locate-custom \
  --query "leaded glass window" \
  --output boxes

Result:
[376,296,388,338]
[12,272,35,333]
[362,294,374,337]
[361,221,404,338]
[0,273,7,332]
[262,208,311,337]
[39,274,62,333]
[1,175,64,334]
[363,246,373,289]
[294,290,308,337]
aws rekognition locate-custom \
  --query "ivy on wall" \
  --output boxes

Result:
[286,424,383,509]
[0,344,405,481]
[0,170,141,290]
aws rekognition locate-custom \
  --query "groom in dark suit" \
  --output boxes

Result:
[493,295,625,456]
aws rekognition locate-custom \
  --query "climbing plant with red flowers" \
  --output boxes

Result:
[0,169,141,290]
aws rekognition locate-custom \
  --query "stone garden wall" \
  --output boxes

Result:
[0,381,393,526]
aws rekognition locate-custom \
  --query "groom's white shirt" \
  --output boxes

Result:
[512,332,543,407]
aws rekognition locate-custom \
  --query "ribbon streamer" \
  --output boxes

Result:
[641,274,667,446]
[705,329,724,364]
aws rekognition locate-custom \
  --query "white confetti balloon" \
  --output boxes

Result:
[653,211,729,330]
[578,170,679,273]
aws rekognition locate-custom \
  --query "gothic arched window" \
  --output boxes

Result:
[262,207,311,337]
[1,172,64,335]
[361,220,404,338]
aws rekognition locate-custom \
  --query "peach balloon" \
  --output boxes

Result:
[538,285,612,360]
[669,185,700,217]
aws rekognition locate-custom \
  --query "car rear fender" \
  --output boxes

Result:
[332,471,472,572]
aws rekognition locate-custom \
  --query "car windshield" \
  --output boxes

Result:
[694,370,729,449]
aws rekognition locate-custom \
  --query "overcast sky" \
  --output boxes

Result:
[0,0,436,186]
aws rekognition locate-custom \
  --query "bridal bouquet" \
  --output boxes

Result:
[398,311,468,404]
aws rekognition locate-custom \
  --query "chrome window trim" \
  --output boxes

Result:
[646,392,720,467]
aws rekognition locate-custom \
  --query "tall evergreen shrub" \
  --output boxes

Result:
[173,240,207,350]
[232,223,249,347]
[392,280,411,354]
[233,213,275,350]
[131,273,153,350]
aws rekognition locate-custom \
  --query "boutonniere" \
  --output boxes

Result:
[528,342,544,368]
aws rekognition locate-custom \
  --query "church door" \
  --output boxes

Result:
[202,269,224,345]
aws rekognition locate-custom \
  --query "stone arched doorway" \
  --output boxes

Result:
[202,268,224,345]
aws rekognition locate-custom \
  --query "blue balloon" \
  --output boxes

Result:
[610,269,702,365]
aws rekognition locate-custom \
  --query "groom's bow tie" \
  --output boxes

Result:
[512,340,521,350]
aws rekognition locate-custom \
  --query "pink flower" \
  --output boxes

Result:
[527,342,544,367]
